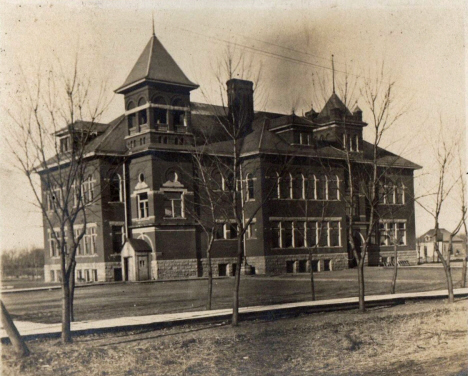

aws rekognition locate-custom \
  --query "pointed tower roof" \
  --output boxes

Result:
[115,35,198,93]
[316,93,352,120]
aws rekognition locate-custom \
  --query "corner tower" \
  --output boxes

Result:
[115,33,199,151]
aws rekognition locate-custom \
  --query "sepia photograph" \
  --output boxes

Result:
[0,0,466,375]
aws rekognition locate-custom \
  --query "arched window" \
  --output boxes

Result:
[212,170,223,190]
[306,174,316,199]
[328,175,339,200]
[127,101,136,130]
[109,174,122,202]
[137,98,147,126]
[171,98,185,126]
[317,176,326,200]
[276,172,281,199]
[246,173,254,200]
[292,173,303,199]
[153,96,167,125]
[280,173,290,199]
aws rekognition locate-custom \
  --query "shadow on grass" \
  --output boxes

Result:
[92,322,230,347]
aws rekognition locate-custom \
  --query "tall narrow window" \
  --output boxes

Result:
[317,176,326,200]
[284,221,293,248]
[396,182,405,204]
[112,226,124,253]
[138,192,149,219]
[307,174,316,200]
[294,221,305,247]
[329,221,340,246]
[292,173,303,199]
[246,173,254,200]
[109,174,122,202]
[328,175,339,200]
[164,192,183,218]
[271,221,281,248]
[280,174,290,199]
[386,182,395,204]
[307,221,317,247]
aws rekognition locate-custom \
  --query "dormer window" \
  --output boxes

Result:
[60,137,70,153]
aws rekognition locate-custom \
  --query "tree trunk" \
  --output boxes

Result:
[309,247,316,301]
[61,277,72,343]
[232,237,243,326]
[390,243,398,294]
[206,236,214,311]
[440,256,455,303]
[69,261,76,322]
[1,300,30,357]
[357,260,365,312]
[462,256,467,288]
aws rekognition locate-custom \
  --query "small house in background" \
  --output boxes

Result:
[417,229,467,263]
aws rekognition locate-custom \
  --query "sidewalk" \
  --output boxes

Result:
[2,287,468,341]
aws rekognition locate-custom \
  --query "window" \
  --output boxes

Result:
[271,221,281,248]
[328,175,340,200]
[82,175,95,204]
[138,192,149,219]
[307,221,317,247]
[172,98,185,126]
[283,221,293,248]
[112,226,124,253]
[228,223,238,239]
[109,174,122,202]
[48,230,59,257]
[50,270,55,282]
[379,221,406,246]
[246,173,254,200]
[93,269,98,282]
[292,173,303,199]
[47,188,62,211]
[164,191,183,218]
[83,227,97,255]
[294,221,305,247]
[354,135,360,151]
[60,137,70,153]
[329,221,341,247]
[386,182,395,204]
[307,174,316,200]
[317,177,326,200]
[212,171,223,191]
[246,221,256,239]
[279,174,290,199]
[396,182,405,204]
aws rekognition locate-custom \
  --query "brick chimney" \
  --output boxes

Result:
[226,79,254,133]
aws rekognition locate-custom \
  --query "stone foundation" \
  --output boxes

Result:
[368,249,418,266]
[262,253,348,275]
[44,262,107,282]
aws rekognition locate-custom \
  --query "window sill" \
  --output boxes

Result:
[214,238,238,241]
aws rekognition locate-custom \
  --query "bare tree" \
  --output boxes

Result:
[6,59,111,343]
[340,64,410,311]
[416,123,461,303]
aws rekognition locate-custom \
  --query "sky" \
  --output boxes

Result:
[0,0,465,251]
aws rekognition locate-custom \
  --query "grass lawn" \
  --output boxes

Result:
[2,299,467,376]
[3,266,466,325]
[2,267,466,324]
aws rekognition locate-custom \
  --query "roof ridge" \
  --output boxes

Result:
[146,35,154,78]
[93,115,126,153]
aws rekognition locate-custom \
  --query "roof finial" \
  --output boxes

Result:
[332,54,335,94]
[152,12,155,36]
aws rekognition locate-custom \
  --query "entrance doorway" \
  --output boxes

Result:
[114,267,123,282]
